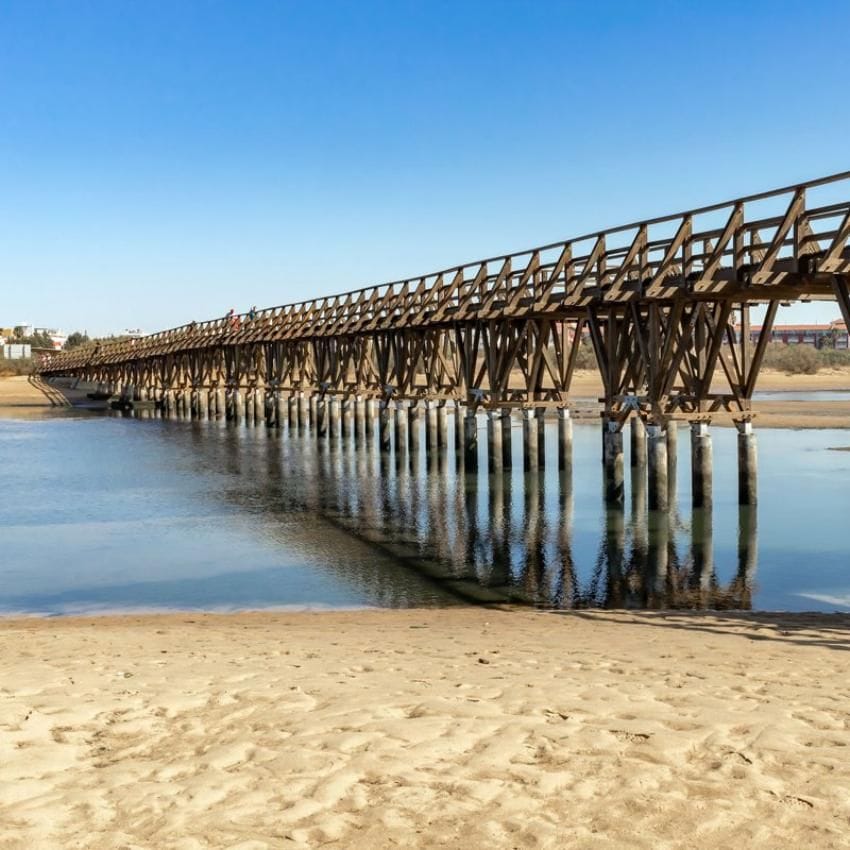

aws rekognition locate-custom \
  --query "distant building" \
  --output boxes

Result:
[33,328,68,350]
[3,344,32,360]
[737,319,848,349]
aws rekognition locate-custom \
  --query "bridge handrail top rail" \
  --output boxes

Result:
[61,169,850,353]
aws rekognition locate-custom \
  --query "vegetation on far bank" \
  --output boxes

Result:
[0,358,34,377]
[571,340,850,376]
[761,343,850,374]
[4,339,850,379]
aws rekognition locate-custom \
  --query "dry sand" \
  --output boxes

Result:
[0,375,93,419]
[1,608,849,850]
[0,375,53,417]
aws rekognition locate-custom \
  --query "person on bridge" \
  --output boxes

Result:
[248,305,258,321]
[226,308,241,330]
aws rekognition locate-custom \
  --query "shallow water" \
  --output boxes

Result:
[0,412,848,615]
[753,390,850,402]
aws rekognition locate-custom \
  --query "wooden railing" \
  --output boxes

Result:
[39,171,850,373]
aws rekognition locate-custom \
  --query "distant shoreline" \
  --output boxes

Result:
[3,368,850,428]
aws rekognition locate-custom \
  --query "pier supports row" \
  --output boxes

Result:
[153,388,758,509]
[618,416,756,511]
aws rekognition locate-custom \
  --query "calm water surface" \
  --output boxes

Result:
[753,390,850,402]
[1,412,849,615]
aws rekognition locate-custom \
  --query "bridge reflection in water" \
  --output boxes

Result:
[131,406,758,611]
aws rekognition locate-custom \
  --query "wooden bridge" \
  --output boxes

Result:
[38,172,850,510]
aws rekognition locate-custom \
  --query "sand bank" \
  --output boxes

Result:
[0,375,54,417]
[568,368,850,429]
[1,608,848,849]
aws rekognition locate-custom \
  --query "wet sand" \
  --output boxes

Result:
[1,608,848,849]
[568,368,850,429]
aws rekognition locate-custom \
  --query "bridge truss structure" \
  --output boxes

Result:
[39,172,850,433]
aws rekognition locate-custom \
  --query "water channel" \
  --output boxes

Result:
[1,410,848,615]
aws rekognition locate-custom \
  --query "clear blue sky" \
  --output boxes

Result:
[2,0,848,335]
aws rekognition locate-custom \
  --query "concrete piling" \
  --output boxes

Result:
[339,396,351,440]
[690,421,713,509]
[379,399,392,453]
[394,401,408,454]
[363,398,374,440]
[464,409,478,470]
[557,408,573,472]
[737,421,758,506]
[522,409,538,470]
[354,396,366,444]
[297,392,307,432]
[308,393,317,431]
[666,421,679,504]
[487,410,502,473]
[406,401,419,452]
[499,409,513,468]
[630,415,647,469]
[602,420,625,504]
[316,394,327,437]
[287,393,296,430]
[536,409,546,469]
[328,396,340,438]
[455,402,465,460]
[647,423,668,512]
[425,401,438,455]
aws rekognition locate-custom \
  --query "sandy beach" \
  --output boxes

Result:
[2,371,850,848]
[0,375,54,417]
[1,609,849,849]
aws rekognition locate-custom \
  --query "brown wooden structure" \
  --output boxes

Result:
[38,172,850,505]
